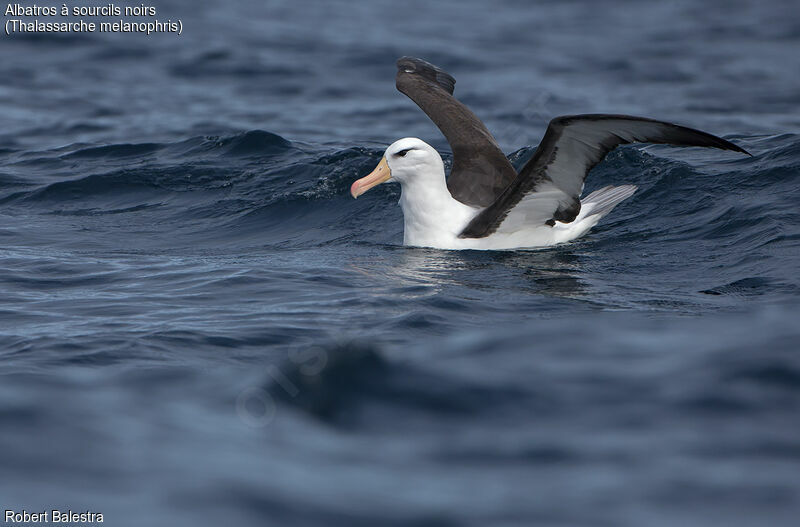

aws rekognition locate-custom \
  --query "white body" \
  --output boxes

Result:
[400,191,607,250]
[377,138,631,251]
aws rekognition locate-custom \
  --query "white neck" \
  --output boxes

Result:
[398,171,478,247]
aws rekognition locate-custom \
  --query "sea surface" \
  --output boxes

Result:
[1,0,799,525]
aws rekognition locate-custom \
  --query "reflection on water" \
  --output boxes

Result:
[398,245,592,299]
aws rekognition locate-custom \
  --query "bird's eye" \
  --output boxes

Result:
[395,149,411,157]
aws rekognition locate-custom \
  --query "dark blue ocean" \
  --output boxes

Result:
[2,0,799,525]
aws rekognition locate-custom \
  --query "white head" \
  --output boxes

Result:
[350,138,445,198]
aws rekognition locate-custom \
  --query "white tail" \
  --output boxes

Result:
[581,184,638,218]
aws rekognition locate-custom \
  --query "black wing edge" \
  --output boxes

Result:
[554,114,752,156]
[396,56,456,95]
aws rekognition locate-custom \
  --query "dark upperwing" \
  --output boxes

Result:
[395,57,518,208]
[458,114,750,238]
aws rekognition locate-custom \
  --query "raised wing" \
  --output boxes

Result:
[458,114,750,238]
[395,57,517,207]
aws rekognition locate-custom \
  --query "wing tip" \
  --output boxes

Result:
[727,142,752,156]
[550,114,752,156]
[396,56,456,94]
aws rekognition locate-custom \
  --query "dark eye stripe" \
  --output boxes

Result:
[395,149,412,157]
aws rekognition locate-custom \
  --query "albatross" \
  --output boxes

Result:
[351,57,750,250]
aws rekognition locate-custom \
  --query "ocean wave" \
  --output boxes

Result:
[1,131,796,256]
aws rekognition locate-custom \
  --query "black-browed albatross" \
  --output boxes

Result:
[351,57,749,250]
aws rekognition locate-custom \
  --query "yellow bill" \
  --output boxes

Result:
[351,157,391,198]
